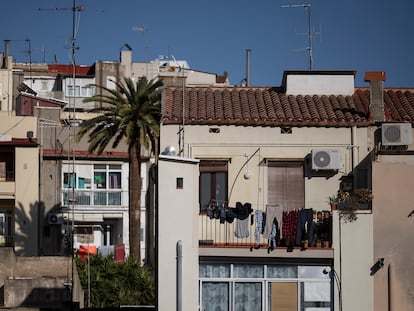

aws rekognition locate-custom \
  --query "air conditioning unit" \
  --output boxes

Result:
[311,149,343,170]
[48,213,62,225]
[381,123,413,146]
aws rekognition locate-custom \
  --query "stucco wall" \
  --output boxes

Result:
[0,116,37,138]
[160,124,370,210]
[157,156,199,311]
[331,211,374,311]
[373,156,414,311]
[14,146,40,255]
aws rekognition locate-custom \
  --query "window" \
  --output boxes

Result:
[268,161,304,211]
[63,172,76,189]
[62,163,123,206]
[81,86,95,97]
[199,160,228,211]
[41,81,48,90]
[66,85,95,97]
[199,263,331,311]
[94,164,122,189]
[106,76,116,90]
[66,85,80,97]
[0,211,12,237]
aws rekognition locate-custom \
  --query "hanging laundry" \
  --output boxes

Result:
[232,202,253,220]
[254,210,265,244]
[234,217,250,238]
[296,208,314,245]
[282,210,298,249]
[268,218,279,249]
[263,205,283,239]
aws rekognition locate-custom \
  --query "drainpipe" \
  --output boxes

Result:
[364,71,386,123]
[351,126,358,186]
[176,240,182,311]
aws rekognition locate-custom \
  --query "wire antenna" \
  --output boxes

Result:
[282,1,320,70]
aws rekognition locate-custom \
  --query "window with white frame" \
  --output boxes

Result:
[66,85,95,97]
[62,163,123,206]
[199,263,331,311]
[66,85,80,97]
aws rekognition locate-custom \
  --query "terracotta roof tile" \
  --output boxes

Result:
[162,86,414,127]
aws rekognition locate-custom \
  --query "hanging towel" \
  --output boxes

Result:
[234,217,250,238]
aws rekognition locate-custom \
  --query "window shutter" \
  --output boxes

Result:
[268,162,304,211]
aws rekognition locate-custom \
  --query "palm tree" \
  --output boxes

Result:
[77,77,163,263]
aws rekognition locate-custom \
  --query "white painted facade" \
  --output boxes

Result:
[158,70,382,310]
[157,156,199,311]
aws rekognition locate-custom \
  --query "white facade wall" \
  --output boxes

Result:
[23,76,56,98]
[157,156,199,311]
[161,125,369,209]
[286,74,355,96]
[0,69,13,113]
[160,123,374,310]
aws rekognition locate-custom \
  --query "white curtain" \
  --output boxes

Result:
[235,282,262,311]
[202,282,229,311]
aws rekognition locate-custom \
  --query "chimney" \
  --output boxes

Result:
[364,71,386,122]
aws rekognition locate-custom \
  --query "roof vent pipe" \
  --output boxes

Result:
[364,71,386,122]
[2,40,10,69]
[245,49,251,86]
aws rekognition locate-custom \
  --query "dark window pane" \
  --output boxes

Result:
[199,161,228,211]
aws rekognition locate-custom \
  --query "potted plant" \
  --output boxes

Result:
[329,195,339,210]
[335,188,373,222]
[354,188,373,209]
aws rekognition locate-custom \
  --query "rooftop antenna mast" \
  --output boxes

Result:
[39,0,84,117]
[38,0,84,302]
[282,0,318,70]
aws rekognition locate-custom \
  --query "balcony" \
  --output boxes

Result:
[62,189,123,206]
[0,171,15,197]
[0,236,13,247]
[199,209,333,251]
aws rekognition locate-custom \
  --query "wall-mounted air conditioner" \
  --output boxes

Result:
[381,123,413,146]
[311,149,343,170]
[48,213,62,225]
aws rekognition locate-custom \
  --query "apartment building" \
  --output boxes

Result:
[156,70,414,311]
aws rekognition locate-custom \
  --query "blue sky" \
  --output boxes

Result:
[2,0,414,88]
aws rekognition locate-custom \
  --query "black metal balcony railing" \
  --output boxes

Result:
[62,189,123,206]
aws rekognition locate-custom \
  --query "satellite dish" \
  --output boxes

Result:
[161,146,176,156]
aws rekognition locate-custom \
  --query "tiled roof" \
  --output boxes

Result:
[161,87,414,127]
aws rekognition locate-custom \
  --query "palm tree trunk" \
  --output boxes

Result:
[129,142,142,263]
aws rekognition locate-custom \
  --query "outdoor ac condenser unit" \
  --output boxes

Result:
[381,123,413,146]
[48,213,62,225]
[311,149,343,170]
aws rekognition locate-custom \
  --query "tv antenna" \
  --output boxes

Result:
[132,26,149,62]
[39,0,84,64]
[282,1,320,70]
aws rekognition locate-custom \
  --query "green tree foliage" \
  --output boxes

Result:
[76,255,155,308]
[77,77,163,262]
